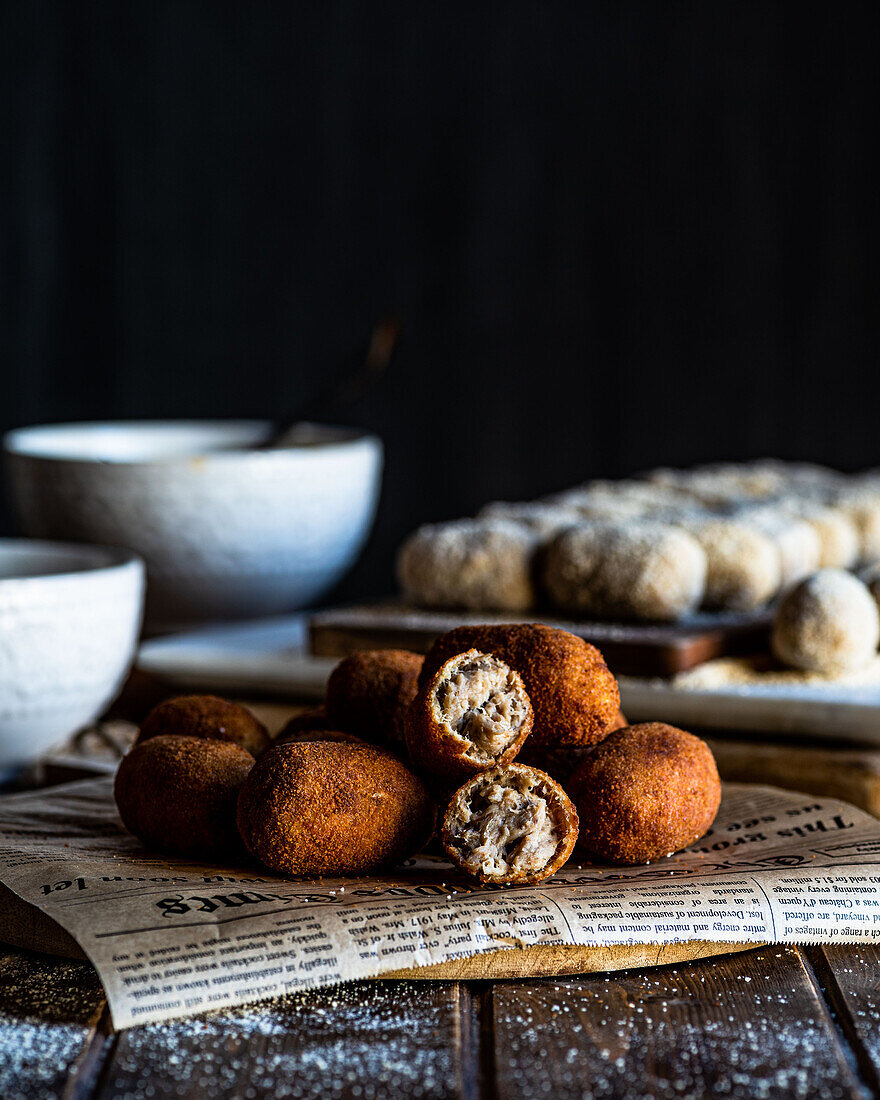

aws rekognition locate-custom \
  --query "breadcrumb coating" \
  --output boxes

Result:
[518,708,628,783]
[326,650,422,748]
[782,502,860,570]
[737,506,821,589]
[236,741,435,877]
[543,521,707,621]
[832,486,880,563]
[396,519,535,611]
[137,695,270,757]
[114,735,253,860]
[477,501,581,539]
[680,516,781,611]
[771,568,880,674]
[568,723,721,865]
[420,624,620,751]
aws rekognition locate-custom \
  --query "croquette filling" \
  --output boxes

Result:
[449,772,559,879]
[435,654,529,763]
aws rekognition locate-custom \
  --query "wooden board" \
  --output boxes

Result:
[0,881,756,983]
[708,737,880,817]
[807,944,880,1094]
[0,943,873,1099]
[308,602,772,677]
[489,946,864,1099]
[0,949,109,1099]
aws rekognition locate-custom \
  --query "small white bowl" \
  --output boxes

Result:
[0,539,144,777]
[4,421,383,630]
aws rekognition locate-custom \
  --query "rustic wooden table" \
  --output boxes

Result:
[1,942,879,1098]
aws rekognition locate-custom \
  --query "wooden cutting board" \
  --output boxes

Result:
[0,882,755,979]
[309,603,772,677]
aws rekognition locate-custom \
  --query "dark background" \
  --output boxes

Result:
[2,2,878,601]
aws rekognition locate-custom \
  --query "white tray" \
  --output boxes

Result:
[138,617,880,745]
[137,615,335,699]
[619,674,880,744]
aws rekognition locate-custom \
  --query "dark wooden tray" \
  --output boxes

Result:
[309,602,772,677]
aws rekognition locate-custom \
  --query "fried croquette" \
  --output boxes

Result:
[114,735,253,860]
[406,650,533,785]
[420,624,619,752]
[442,764,578,885]
[236,741,435,877]
[137,694,270,757]
[396,519,536,612]
[274,706,334,743]
[567,723,721,865]
[275,708,365,747]
[771,568,880,674]
[543,521,707,621]
[518,708,628,783]
[325,649,423,748]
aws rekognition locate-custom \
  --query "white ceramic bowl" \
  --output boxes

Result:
[4,421,383,630]
[0,539,144,777]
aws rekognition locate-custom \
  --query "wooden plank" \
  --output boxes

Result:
[489,946,862,1100]
[99,981,467,1099]
[0,949,108,1100]
[709,738,880,817]
[309,603,772,677]
[807,944,880,1095]
[383,941,758,981]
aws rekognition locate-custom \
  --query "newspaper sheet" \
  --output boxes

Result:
[1,778,880,1029]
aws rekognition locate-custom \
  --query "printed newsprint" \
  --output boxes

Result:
[1,778,880,1028]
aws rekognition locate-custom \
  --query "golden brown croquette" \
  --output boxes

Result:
[567,722,721,864]
[325,649,423,748]
[517,707,630,783]
[442,764,578,885]
[406,650,533,785]
[420,624,619,751]
[274,707,365,746]
[114,735,253,861]
[137,694,271,757]
[236,741,435,877]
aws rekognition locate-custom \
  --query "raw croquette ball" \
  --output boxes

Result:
[771,569,880,674]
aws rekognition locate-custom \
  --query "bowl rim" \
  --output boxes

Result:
[2,419,382,466]
[0,537,144,585]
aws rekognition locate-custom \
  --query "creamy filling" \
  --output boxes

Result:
[436,655,528,761]
[450,776,559,878]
